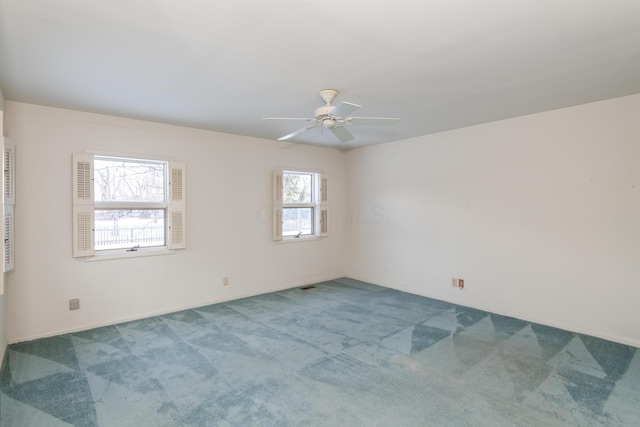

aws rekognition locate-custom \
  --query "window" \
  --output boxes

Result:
[272,169,328,241]
[72,153,186,257]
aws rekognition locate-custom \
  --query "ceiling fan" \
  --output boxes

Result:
[264,89,399,143]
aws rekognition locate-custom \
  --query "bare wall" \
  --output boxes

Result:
[5,102,346,342]
[345,94,640,347]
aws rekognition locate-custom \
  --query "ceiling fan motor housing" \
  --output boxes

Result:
[315,105,337,118]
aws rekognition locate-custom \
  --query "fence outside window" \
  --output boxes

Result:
[95,223,165,249]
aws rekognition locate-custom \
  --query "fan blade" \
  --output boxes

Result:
[263,117,315,121]
[277,124,319,141]
[348,117,400,126]
[330,102,361,118]
[331,126,355,143]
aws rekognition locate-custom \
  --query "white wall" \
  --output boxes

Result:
[346,94,640,347]
[4,102,346,342]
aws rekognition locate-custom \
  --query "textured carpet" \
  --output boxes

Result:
[1,278,639,426]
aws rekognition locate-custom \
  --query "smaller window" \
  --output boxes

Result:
[272,169,328,242]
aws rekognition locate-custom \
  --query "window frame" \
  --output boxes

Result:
[72,151,186,259]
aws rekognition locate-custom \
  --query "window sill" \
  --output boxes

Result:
[86,247,176,262]
[277,235,325,244]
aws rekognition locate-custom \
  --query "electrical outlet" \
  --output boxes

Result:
[223,277,229,286]
[69,298,80,310]
[451,278,458,287]
[459,279,464,289]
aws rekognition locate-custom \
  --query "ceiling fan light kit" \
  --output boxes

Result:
[264,89,399,143]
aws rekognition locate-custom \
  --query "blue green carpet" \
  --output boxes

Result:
[1,278,639,426]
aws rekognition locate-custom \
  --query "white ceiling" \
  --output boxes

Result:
[1,0,640,149]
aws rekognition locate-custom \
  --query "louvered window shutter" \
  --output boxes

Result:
[272,169,283,241]
[3,138,15,205]
[4,204,14,272]
[318,173,329,236]
[72,153,95,257]
[168,162,186,249]
[3,138,16,272]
